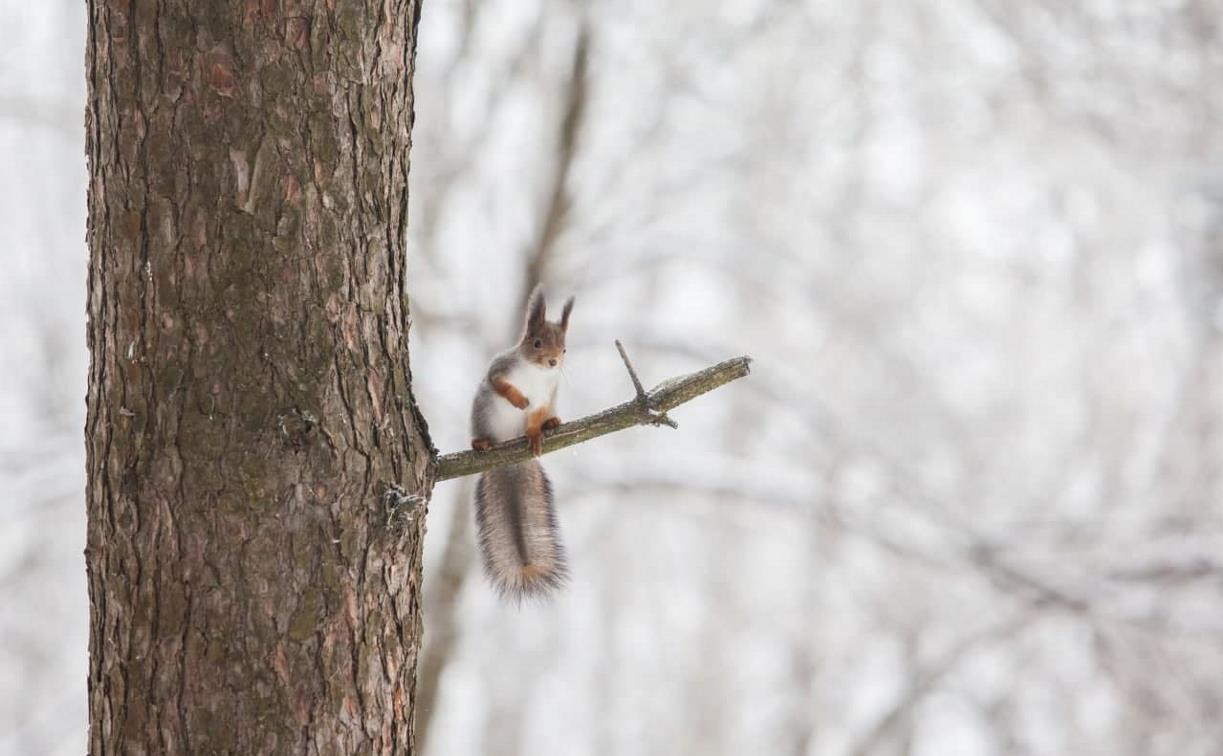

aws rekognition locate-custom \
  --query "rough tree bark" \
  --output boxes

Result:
[84,1,431,753]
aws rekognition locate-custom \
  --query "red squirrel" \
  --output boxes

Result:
[469,286,575,599]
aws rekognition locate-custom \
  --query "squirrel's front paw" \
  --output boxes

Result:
[471,437,493,452]
[513,396,530,410]
[542,417,561,431]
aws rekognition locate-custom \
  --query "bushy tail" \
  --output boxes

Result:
[473,461,567,601]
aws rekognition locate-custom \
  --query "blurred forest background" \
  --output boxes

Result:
[3,1,1223,754]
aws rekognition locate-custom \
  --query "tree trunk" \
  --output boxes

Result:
[84,1,431,753]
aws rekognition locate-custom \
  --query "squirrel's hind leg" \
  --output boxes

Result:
[526,408,551,457]
[472,437,493,451]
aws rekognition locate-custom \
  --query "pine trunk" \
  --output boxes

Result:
[84,1,431,752]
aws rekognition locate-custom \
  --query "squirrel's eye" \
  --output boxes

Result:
[533,339,543,349]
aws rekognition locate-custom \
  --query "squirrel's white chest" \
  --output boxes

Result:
[508,362,559,406]
[486,363,559,442]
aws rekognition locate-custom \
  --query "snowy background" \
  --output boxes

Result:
[3,1,1223,754]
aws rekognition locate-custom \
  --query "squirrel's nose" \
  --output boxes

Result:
[549,358,558,367]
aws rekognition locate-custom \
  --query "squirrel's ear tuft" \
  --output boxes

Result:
[560,295,575,331]
[525,285,547,333]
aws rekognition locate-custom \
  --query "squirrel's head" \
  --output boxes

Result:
[519,285,574,370]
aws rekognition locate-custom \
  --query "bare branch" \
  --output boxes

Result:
[433,352,752,482]
[614,339,678,428]
[615,339,648,400]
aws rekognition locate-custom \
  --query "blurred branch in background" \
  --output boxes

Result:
[0,1,89,753]
[408,0,1223,753]
[414,9,591,753]
[0,96,79,137]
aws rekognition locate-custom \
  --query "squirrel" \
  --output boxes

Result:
[470,286,575,600]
